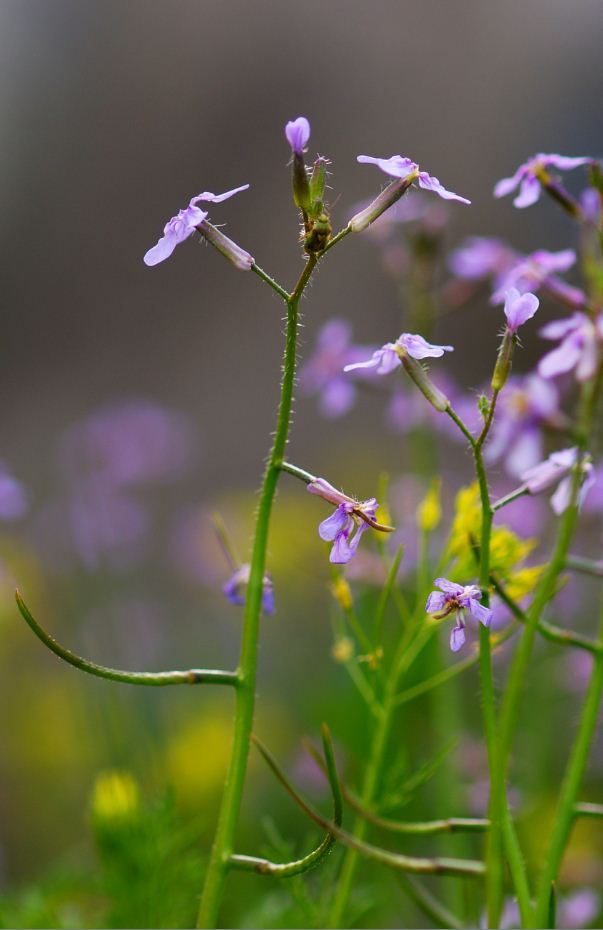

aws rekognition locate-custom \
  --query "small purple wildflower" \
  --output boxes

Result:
[223,564,275,615]
[344,333,453,376]
[143,184,249,266]
[494,154,591,209]
[425,578,492,653]
[490,248,585,308]
[485,374,560,477]
[357,154,470,204]
[502,287,539,334]
[448,237,518,282]
[520,447,596,514]
[538,312,603,382]
[285,117,310,155]
[299,319,376,418]
[308,477,392,564]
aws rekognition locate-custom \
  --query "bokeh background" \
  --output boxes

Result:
[1,1,603,926]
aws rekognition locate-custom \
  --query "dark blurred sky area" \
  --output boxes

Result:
[1,0,602,493]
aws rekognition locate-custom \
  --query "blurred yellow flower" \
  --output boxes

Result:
[91,770,140,824]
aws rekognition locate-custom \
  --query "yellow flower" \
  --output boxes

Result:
[417,479,442,533]
[332,637,354,663]
[330,576,353,611]
[91,770,140,824]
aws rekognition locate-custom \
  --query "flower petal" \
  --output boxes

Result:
[514,176,541,209]
[450,623,466,652]
[434,577,463,595]
[143,233,180,266]
[417,172,471,204]
[193,184,250,204]
[425,591,446,613]
[469,600,492,627]
[318,506,350,541]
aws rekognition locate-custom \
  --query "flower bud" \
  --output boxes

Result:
[349,177,415,233]
[400,353,450,412]
[491,330,515,391]
[198,220,254,271]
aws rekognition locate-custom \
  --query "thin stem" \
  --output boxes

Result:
[533,604,603,925]
[492,576,602,656]
[279,461,317,484]
[566,554,603,579]
[446,405,476,447]
[322,224,353,255]
[491,486,530,513]
[197,256,317,928]
[574,802,603,819]
[254,735,485,879]
[250,262,290,301]
[395,873,463,930]
[16,592,237,687]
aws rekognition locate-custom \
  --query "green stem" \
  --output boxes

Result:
[196,256,316,928]
[15,592,237,687]
[566,554,603,579]
[533,605,603,925]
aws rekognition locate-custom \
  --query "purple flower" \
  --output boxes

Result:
[448,236,518,282]
[494,154,591,209]
[299,319,376,418]
[285,116,310,155]
[485,375,560,477]
[425,578,492,653]
[59,401,195,488]
[520,447,596,514]
[357,154,470,204]
[538,312,603,382]
[490,249,585,309]
[307,477,392,564]
[223,563,275,615]
[344,332,453,375]
[143,184,249,266]
[502,287,539,333]
[0,465,28,520]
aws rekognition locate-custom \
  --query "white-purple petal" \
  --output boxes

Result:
[285,117,310,155]
[357,154,418,180]
[513,175,542,209]
[398,333,454,359]
[468,600,492,627]
[425,591,447,613]
[417,171,471,204]
[450,623,466,653]
[503,288,539,332]
[344,344,401,376]
[192,184,250,204]
[143,233,180,267]
[318,505,350,541]
[538,336,583,380]
[434,577,464,595]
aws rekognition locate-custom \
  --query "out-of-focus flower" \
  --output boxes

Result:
[491,249,586,309]
[285,117,310,155]
[502,287,539,334]
[59,401,195,488]
[91,770,140,825]
[425,577,492,652]
[299,319,377,418]
[344,333,453,376]
[538,313,603,382]
[494,154,591,209]
[485,374,560,477]
[143,184,249,266]
[497,889,599,930]
[358,154,470,204]
[68,481,150,570]
[223,563,275,615]
[307,477,392,564]
[520,447,595,514]
[448,236,518,283]
[0,464,28,520]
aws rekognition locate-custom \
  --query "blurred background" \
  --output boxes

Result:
[1,1,603,926]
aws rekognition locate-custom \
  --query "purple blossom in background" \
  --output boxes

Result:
[521,447,596,515]
[502,287,539,333]
[308,477,388,564]
[448,237,518,283]
[59,401,195,488]
[285,116,310,155]
[357,154,471,204]
[538,313,603,382]
[494,153,591,209]
[143,184,249,266]
[68,481,150,570]
[344,332,453,376]
[386,372,476,441]
[485,375,560,477]
[223,563,275,615]
[425,577,492,652]
[491,249,585,308]
[498,889,599,930]
[299,319,377,418]
[0,465,28,520]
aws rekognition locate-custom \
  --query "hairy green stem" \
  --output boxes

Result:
[197,257,316,928]
[533,605,603,925]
